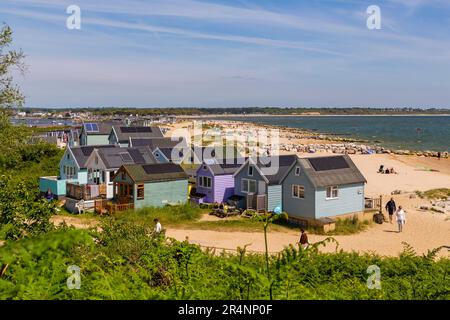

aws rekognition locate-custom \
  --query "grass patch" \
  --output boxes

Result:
[308,217,372,235]
[181,218,294,232]
[423,188,450,199]
[114,203,207,226]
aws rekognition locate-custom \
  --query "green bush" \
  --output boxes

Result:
[1,223,448,300]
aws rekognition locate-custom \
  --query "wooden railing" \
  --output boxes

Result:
[67,183,107,200]
[94,199,134,215]
[365,196,382,211]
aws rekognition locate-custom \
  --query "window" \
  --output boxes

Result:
[63,165,66,175]
[198,176,212,188]
[121,172,126,180]
[95,155,98,165]
[295,166,301,176]
[106,171,111,184]
[67,153,70,160]
[292,185,305,199]
[137,184,145,200]
[248,165,254,176]
[242,179,257,194]
[326,186,339,199]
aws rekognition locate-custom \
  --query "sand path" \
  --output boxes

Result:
[167,199,450,257]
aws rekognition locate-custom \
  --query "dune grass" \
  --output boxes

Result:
[423,188,450,199]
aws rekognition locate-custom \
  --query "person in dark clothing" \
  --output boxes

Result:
[299,228,309,249]
[45,188,53,201]
[385,198,397,223]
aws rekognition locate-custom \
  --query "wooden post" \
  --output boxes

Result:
[379,195,383,214]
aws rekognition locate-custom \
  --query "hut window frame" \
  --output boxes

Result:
[137,184,145,200]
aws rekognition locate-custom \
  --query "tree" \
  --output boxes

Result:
[0,24,25,108]
[0,174,55,240]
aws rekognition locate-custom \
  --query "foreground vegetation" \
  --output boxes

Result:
[1,221,449,300]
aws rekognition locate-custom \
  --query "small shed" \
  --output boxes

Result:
[112,163,189,209]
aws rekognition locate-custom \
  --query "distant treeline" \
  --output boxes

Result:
[21,107,450,116]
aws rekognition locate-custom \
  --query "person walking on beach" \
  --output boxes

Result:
[154,218,162,234]
[385,198,397,223]
[395,206,406,233]
[299,228,309,249]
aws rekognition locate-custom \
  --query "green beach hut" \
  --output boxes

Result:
[111,163,188,209]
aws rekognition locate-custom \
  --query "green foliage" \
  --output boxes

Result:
[309,217,372,235]
[1,222,448,300]
[0,24,25,108]
[0,111,62,172]
[114,203,203,227]
[423,188,450,199]
[0,174,56,240]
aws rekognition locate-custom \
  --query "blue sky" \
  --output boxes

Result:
[1,0,450,108]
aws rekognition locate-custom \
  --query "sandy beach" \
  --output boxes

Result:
[164,119,450,257]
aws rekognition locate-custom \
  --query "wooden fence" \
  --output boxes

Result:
[94,199,134,215]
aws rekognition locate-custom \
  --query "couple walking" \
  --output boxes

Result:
[385,198,406,233]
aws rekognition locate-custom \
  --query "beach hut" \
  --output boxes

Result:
[109,125,164,147]
[39,145,118,198]
[84,146,157,199]
[191,159,245,204]
[111,163,189,209]
[79,122,113,146]
[280,155,366,224]
[233,155,297,212]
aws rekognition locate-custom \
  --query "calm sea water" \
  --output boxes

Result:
[212,116,450,152]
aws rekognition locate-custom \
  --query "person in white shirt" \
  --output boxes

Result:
[395,206,406,233]
[154,218,162,234]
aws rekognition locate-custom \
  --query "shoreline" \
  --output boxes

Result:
[189,118,449,155]
[180,113,450,118]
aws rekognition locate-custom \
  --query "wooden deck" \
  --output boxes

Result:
[94,199,134,215]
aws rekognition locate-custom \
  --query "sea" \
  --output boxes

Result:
[211,116,450,152]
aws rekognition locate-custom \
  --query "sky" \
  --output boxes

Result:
[1,0,450,108]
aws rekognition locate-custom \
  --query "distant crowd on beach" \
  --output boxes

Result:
[378,165,398,174]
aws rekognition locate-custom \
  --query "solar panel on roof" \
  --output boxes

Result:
[120,153,133,163]
[81,146,95,156]
[309,156,349,171]
[120,127,153,133]
[136,127,152,133]
[91,123,99,132]
[85,123,92,132]
[142,163,183,175]
[128,149,145,163]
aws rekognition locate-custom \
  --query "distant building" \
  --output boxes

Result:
[79,122,113,146]
[109,125,164,147]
